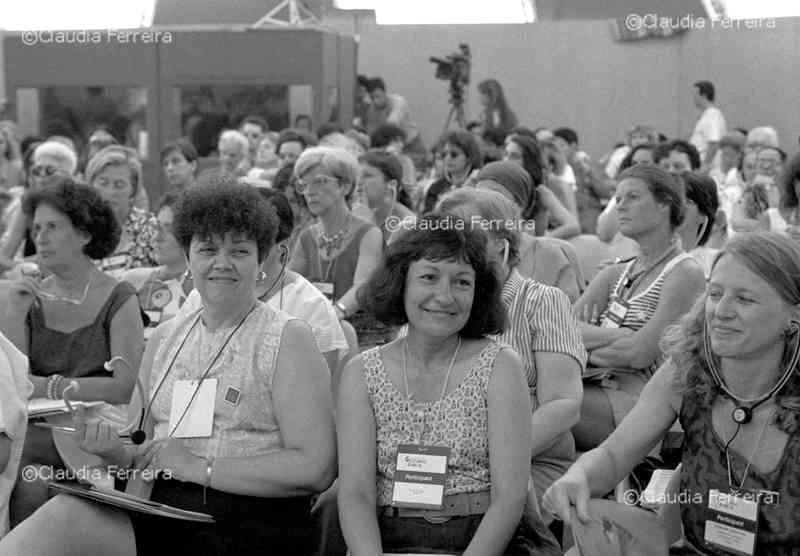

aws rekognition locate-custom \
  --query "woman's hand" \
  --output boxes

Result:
[134,438,201,483]
[6,276,40,315]
[72,407,130,467]
[541,467,592,524]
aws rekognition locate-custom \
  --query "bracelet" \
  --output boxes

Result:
[203,456,214,506]
[335,301,349,318]
[205,457,214,489]
[47,374,64,400]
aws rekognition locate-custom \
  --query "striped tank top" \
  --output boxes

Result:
[599,252,693,331]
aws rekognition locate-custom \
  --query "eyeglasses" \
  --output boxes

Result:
[30,165,59,178]
[443,150,464,159]
[295,175,339,194]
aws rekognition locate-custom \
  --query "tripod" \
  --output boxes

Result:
[253,0,319,27]
[441,101,467,136]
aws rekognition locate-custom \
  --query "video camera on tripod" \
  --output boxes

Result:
[430,44,471,132]
[430,43,471,107]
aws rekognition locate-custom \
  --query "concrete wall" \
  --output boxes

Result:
[327,15,800,158]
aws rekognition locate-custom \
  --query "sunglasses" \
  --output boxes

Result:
[30,165,59,178]
[443,150,464,158]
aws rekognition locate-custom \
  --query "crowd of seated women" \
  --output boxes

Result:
[0,88,797,556]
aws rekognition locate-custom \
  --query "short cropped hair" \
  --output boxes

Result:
[359,150,403,184]
[172,178,277,263]
[693,81,715,102]
[654,139,701,171]
[681,172,719,246]
[358,213,506,337]
[617,163,685,230]
[218,130,249,154]
[85,146,142,196]
[295,146,360,197]
[367,78,387,93]
[240,115,269,133]
[160,139,198,164]
[370,124,406,149]
[275,129,309,153]
[553,127,578,146]
[33,141,78,175]
[22,177,120,259]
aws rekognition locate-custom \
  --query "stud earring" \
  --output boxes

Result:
[257,271,267,281]
[184,269,193,280]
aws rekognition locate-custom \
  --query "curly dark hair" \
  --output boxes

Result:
[255,188,294,243]
[172,178,277,263]
[358,213,506,338]
[22,176,120,259]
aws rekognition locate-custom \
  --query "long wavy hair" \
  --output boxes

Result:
[478,79,517,134]
[660,232,800,432]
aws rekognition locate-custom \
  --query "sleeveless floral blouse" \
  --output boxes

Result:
[363,341,503,507]
[678,359,800,554]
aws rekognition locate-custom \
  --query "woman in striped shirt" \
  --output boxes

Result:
[438,188,586,528]
[571,164,706,451]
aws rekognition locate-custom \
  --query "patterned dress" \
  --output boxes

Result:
[98,207,158,278]
[364,342,502,506]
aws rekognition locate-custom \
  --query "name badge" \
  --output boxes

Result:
[704,488,759,556]
[391,444,450,510]
[312,281,334,299]
[145,309,163,326]
[102,253,128,270]
[169,378,217,438]
[601,299,630,328]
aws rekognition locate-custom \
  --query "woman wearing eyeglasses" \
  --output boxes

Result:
[86,146,158,278]
[1,178,144,524]
[0,141,78,266]
[290,147,387,349]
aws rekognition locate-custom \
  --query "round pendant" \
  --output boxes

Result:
[732,406,752,425]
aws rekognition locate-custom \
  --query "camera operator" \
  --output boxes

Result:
[363,78,426,171]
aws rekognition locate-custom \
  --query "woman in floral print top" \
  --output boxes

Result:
[85,146,158,277]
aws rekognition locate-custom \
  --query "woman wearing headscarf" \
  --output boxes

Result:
[476,161,584,302]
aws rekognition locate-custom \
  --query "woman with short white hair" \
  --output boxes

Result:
[290,146,387,349]
[86,146,158,277]
[0,141,78,263]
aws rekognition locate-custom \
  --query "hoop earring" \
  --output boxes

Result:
[184,269,193,281]
[501,239,510,268]
[280,244,289,263]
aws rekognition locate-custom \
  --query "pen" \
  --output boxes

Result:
[34,422,135,444]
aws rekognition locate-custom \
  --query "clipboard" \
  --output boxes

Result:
[28,399,104,419]
[48,481,215,523]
